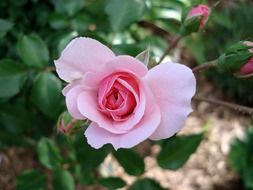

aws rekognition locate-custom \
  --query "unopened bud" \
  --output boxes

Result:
[57,112,75,134]
[218,41,253,78]
[181,4,210,35]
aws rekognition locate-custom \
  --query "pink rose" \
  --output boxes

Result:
[186,4,210,29]
[55,37,196,150]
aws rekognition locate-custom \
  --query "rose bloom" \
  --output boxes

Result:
[55,37,196,150]
[186,4,210,29]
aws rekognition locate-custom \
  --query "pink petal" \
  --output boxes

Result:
[109,78,147,131]
[188,4,210,18]
[62,79,86,96]
[55,37,115,83]
[85,104,161,150]
[77,80,147,134]
[65,85,87,119]
[144,62,196,140]
[239,58,253,75]
[81,72,149,132]
[83,55,148,87]
[77,90,127,134]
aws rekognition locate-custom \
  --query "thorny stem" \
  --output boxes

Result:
[193,96,253,115]
[157,35,181,64]
[192,60,217,73]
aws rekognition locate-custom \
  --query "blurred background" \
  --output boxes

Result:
[0,0,253,189]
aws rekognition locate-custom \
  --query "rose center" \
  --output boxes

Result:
[105,87,124,110]
[97,73,138,121]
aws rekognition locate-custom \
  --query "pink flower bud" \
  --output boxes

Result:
[186,4,210,30]
[58,119,72,134]
[237,58,253,77]
[235,41,253,78]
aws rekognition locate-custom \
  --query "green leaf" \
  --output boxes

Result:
[157,134,203,170]
[50,0,85,16]
[0,19,13,38]
[16,169,47,190]
[0,105,34,134]
[74,164,94,185]
[105,0,146,31]
[129,178,166,190]
[228,138,248,172]
[99,177,126,189]
[74,134,108,173]
[114,149,145,176]
[70,13,91,32]
[244,168,253,189]
[37,137,62,169]
[52,169,75,190]
[0,131,33,148]
[0,59,27,98]
[18,34,49,69]
[48,13,68,30]
[228,127,253,189]
[31,72,62,117]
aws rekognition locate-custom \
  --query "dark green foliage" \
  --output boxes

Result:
[73,134,109,173]
[31,72,62,117]
[99,177,126,189]
[229,127,253,189]
[18,34,49,68]
[0,59,27,98]
[157,134,203,170]
[105,0,147,31]
[0,19,13,38]
[16,169,47,190]
[52,169,75,190]
[114,149,145,176]
[37,137,62,169]
[129,178,166,190]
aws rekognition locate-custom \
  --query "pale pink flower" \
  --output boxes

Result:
[186,4,210,29]
[55,37,196,150]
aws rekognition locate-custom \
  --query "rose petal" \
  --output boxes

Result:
[65,85,87,119]
[81,70,149,132]
[85,104,161,150]
[108,77,148,131]
[83,55,148,87]
[77,90,127,134]
[144,62,196,140]
[62,79,86,96]
[55,37,115,83]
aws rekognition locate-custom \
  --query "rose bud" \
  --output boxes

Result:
[57,111,76,134]
[218,41,253,78]
[181,4,210,35]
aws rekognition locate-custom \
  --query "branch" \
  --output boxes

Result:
[157,35,181,64]
[193,96,253,115]
[192,60,217,73]
[138,21,171,40]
